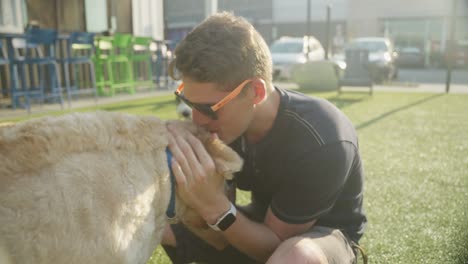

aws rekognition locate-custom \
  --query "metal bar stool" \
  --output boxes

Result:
[60,32,97,106]
[131,36,154,90]
[11,28,64,111]
[0,40,10,93]
[93,34,135,96]
[0,41,8,65]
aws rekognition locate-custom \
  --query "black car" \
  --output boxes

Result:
[396,47,425,68]
[346,37,398,83]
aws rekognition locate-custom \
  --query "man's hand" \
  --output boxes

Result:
[166,124,231,224]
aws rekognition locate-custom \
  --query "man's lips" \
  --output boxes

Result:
[205,126,217,133]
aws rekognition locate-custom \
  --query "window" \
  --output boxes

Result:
[0,0,25,33]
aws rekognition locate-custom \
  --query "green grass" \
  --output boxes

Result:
[1,94,179,123]
[4,91,467,264]
[324,91,468,264]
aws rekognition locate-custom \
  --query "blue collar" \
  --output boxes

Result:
[165,148,176,219]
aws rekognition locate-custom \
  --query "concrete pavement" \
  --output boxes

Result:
[396,68,468,85]
[276,81,468,93]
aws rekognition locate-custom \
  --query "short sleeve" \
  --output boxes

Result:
[270,141,357,224]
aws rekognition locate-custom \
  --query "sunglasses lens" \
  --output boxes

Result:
[191,104,217,120]
[175,92,218,120]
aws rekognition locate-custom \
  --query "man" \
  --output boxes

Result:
[162,12,367,264]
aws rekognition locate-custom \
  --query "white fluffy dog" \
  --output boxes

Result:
[0,112,242,264]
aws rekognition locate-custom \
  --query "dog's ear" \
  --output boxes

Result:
[207,139,243,179]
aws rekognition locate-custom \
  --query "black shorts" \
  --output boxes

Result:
[162,223,357,264]
[163,223,259,264]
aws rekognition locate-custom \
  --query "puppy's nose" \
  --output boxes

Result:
[182,110,191,118]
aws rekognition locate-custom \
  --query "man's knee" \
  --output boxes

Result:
[161,224,176,247]
[267,237,328,264]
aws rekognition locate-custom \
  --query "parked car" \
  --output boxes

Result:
[454,41,468,68]
[429,40,468,68]
[396,46,425,68]
[345,37,398,83]
[270,36,325,80]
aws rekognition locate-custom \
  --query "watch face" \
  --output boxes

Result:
[218,213,236,231]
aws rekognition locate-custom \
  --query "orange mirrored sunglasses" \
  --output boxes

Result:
[174,79,253,120]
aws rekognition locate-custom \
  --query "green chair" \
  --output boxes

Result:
[93,34,135,96]
[93,35,111,94]
[130,36,154,89]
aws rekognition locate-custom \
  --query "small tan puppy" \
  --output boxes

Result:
[0,112,242,264]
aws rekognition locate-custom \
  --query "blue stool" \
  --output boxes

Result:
[0,40,11,99]
[11,28,63,111]
[60,32,97,106]
[0,41,8,65]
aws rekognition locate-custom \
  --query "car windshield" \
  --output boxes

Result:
[347,40,388,52]
[270,41,303,53]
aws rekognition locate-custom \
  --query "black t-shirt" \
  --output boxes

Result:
[230,87,367,242]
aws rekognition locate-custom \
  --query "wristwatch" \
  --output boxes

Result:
[208,202,237,231]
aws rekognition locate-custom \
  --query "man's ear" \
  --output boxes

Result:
[207,139,243,180]
[252,79,266,105]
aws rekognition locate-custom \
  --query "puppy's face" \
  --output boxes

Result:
[166,120,243,228]
[175,96,192,120]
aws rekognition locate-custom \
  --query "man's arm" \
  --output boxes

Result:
[165,125,319,262]
[175,197,317,262]
[221,205,317,262]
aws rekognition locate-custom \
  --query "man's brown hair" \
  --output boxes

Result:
[170,12,272,91]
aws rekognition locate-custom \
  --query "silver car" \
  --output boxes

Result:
[270,36,325,80]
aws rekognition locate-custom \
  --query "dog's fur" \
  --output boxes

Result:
[0,112,242,264]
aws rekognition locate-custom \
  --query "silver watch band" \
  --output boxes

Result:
[207,202,237,231]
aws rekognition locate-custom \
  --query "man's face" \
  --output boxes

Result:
[180,78,255,144]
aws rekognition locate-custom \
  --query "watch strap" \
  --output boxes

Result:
[208,202,237,231]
